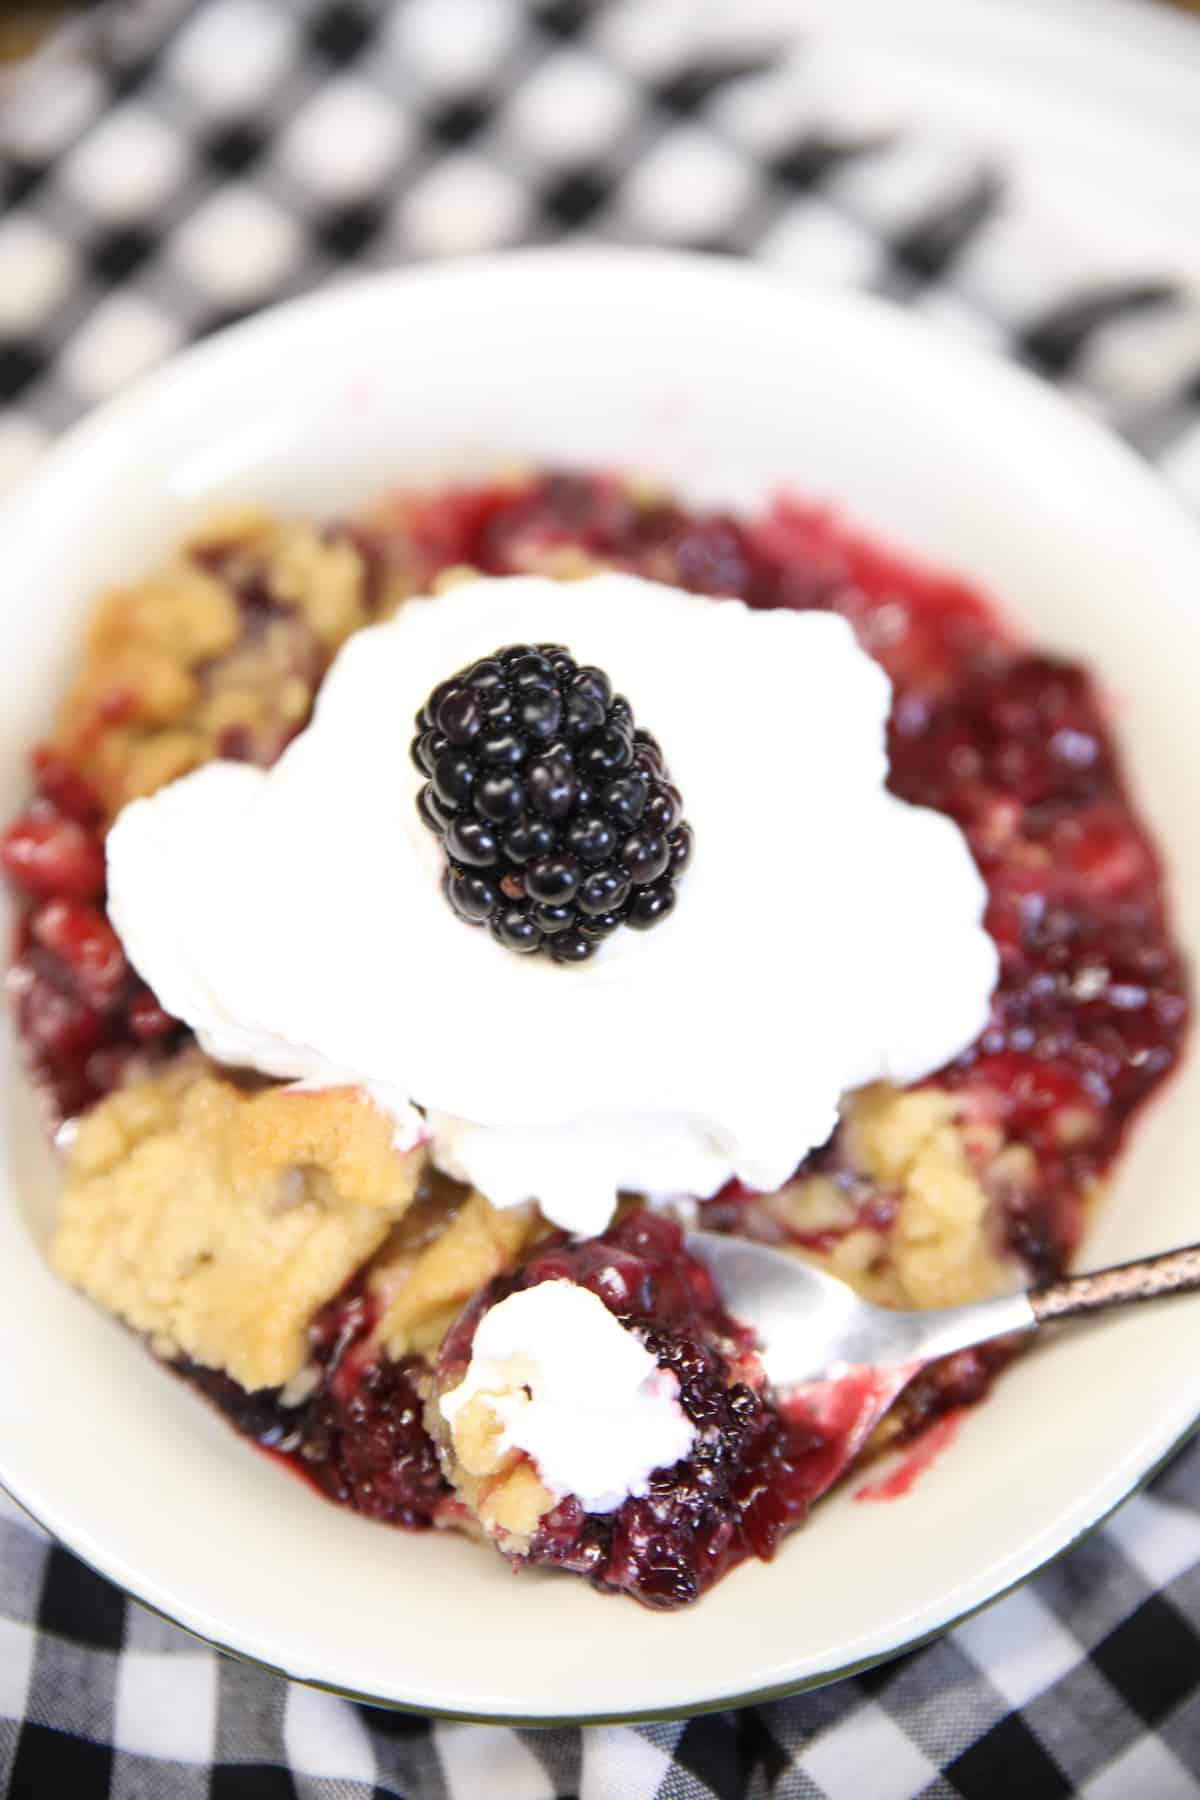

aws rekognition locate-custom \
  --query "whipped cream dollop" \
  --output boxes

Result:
[439,1279,695,1513]
[107,571,997,1234]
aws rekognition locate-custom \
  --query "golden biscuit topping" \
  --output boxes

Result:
[53,1057,424,1389]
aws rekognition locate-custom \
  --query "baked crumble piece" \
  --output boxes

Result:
[52,1058,424,1389]
[46,508,408,823]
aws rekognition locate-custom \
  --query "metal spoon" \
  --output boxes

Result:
[688,1231,1200,1390]
[682,1234,1200,1495]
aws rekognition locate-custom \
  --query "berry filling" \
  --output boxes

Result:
[178,1284,450,1529]
[436,1210,844,1608]
[2,753,186,1123]
[412,643,690,962]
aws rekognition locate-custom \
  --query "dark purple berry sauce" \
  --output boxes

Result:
[179,1284,450,1529]
[438,1210,848,1608]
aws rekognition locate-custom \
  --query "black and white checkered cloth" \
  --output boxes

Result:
[3,2,1200,1795]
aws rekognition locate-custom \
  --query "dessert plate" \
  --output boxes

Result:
[0,250,1198,1720]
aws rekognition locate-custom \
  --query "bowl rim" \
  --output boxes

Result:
[4,245,1200,1721]
[4,240,1199,549]
[5,1412,1200,1724]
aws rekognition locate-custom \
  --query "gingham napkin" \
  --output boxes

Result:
[2,3,1200,1796]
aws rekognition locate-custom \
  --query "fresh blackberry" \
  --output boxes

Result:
[413,644,692,962]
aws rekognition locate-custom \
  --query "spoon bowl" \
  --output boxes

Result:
[689,1230,1200,1392]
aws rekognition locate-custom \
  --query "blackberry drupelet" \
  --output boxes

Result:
[412,644,692,962]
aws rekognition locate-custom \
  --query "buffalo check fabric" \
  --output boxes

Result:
[3,1,1200,1795]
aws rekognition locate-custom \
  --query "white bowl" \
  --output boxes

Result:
[2,250,1199,1722]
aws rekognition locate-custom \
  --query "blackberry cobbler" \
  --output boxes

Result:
[5,472,1188,1609]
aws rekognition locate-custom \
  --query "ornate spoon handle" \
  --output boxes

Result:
[1031,1245,1200,1324]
